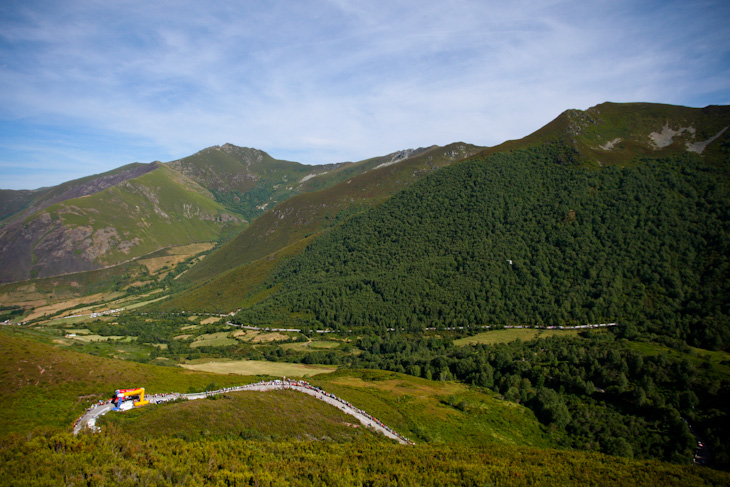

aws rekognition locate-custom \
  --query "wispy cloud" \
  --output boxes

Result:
[1,0,728,189]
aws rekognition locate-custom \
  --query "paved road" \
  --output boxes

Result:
[229,322,618,333]
[73,403,115,435]
[73,381,412,445]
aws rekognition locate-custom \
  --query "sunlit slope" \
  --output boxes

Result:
[481,102,730,167]
[172,143,481,293]
[165,143,443,221]
[0,329,549,449]
[233,140,730,348]
[166,143,358,222]
[0,164,243,283]
[0,330,248,433]
[100,389,382,442]
[0,162,157,226]
[312,369,552,447]
[158,237,313,313]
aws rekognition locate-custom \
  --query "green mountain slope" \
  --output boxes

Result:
[230,104,730,350]
[483,102,730,165]
[165,143,358,222]
[0,164,243,283]
[0,162,158,227]
[0,330,248,432]
[160,143,482,309]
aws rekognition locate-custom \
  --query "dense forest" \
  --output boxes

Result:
[339,331,729,467]
[233,145,730,350]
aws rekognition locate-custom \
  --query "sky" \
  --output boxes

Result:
[1,0,729,190]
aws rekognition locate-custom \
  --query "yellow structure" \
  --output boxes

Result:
[114,387,149,407]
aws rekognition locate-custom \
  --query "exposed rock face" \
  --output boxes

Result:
[686,126,728,154]
[648,124,697,149]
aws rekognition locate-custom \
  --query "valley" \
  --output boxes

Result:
[1,102,730,484]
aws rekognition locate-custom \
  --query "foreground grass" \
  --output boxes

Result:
[99,390,378,442]
[2,429,727,487]
[0,330,253,433]
[313,369,553,448]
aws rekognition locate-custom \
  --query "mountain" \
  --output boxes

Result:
[484,102,730,165]
[217,103,730,349]
[0,143,431,285]
[164,143,436,222]
[172,143,482,291]
[3,102,730,478]
[0,163,244,283]
[0,162,158,226]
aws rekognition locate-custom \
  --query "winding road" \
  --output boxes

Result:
[73,380,413,445]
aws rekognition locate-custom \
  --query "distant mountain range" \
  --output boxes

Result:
[1,102,728,346]
[0,143,459,283]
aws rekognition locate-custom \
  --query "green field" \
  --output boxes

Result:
[453,328,582,346]
[189,331,237,348]
[69,334,126,342]
[179,359,337,377]
[280,340,342,351]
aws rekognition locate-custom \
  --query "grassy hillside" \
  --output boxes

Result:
[2,331,728,485]
[166,144,446,224]
[0,162,157,227]
[159,237,314,313]
[165,143,482,304]
[312,369,551,447]
[481,102,730,167]
[0,328,545,447]
[0,164,243,283]
[166,143,354,223]
[0,330,248,433]
[99,390,379,442]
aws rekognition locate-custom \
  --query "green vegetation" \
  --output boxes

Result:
[234,146,730,354]
[341,332,730,467]
[0,330,250,433]
[99,390,377,442]
[312,369,551,447]
[2,430,728,486]
[189,332,238,348]
[171,143,481,296]
[0,164,244,284]
[453,328,583,346]
[2,104,729,481]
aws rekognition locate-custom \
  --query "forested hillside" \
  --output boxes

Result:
[234,144,730,350]
[172,143,480,288]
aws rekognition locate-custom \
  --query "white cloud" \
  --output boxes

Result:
[1,0,728,188]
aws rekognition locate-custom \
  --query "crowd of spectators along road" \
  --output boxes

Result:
[73,379,414,445]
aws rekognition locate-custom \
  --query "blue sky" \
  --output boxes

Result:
[1,0,728,190]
